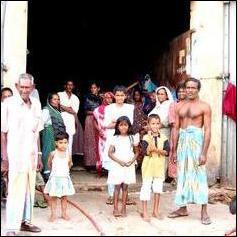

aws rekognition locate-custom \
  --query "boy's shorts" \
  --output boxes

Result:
[140,177,164,201]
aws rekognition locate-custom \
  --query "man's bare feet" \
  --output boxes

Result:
[152,212,164,220]
[49,215,56,222]
[62,214,70,221]
[113,210,122,217]
[140,213,150,222]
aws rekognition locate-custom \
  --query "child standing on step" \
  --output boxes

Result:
[140,114,169,222]
[44,132,75,222]
[108,116,139,217]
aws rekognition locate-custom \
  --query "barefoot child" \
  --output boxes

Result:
[44,132,75,222]
[140,114,169,222]
[103,85,134,205]
[108,116,139,217]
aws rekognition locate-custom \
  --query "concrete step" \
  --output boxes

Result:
[70,167,176,193]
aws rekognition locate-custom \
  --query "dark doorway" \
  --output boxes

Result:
[27,1,190,105]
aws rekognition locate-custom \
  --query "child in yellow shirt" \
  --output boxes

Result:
[140,114,169,222]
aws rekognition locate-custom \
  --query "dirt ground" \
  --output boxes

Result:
[1,169,236,236]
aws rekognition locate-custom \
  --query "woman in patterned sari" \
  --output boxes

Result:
[83,82,102,170]
[132,89,148,135]
[41,93,66,181]
[93,92,114,176]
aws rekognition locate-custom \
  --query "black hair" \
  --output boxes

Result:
[114,116,133,136]
[55,132,69,141]
[133,89,142,101]
[64,80,74,85]
[47,92,59,102]
[185,77,201,91]
[114,116,134,148]
[88,81,100,89]
[148,114,161,123]
[1,87,13,96]
[176,83,186,98]
[113,85,127,95]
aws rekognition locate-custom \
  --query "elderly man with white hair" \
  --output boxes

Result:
[1,73,43,236]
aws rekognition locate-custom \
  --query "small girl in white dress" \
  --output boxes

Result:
[44,132,75,222]
[108,116,139,217]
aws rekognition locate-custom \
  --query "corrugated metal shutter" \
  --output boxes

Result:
[221,1,236,187]
[221,115,236,186]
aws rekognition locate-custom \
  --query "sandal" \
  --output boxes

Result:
[168,210,188,218]
[35,200,47,208]
[126,198,136,205]
[201,216,212,225]
[106,197,114,205]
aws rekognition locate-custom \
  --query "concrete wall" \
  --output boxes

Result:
[190,1,224,185]
[1,1,28,92]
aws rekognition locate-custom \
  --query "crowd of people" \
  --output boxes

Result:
[1,73,218,236]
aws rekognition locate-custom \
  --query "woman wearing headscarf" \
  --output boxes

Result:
[93,92,114,176]
[41,93,66,180]
[149,86,174,139]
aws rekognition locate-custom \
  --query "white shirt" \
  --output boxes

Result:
[42,109,52,126]
[102,103,134,169]
[107,135,139,185]
[103,103,134,138]
[1,94,43,172]
[109,135,139,162]
[50,150,70,177]
[58,91,79,135]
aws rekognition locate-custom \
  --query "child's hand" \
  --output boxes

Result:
[147,144,157,154]
[118,161,127,167]
[125,160,134,167]
[157,150,167,156]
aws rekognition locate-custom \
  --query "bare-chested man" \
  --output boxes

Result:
[168,78,212,225]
